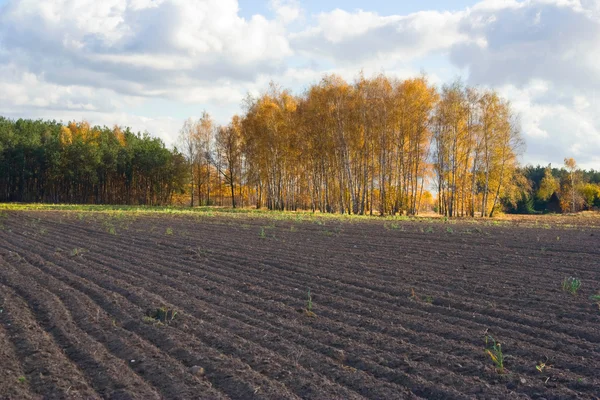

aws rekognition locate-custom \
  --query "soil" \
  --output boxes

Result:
[0,210,599,399]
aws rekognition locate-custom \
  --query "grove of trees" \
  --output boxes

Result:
[180,74,524,216]
[0,118,187,205]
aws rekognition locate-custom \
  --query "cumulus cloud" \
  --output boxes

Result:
[0,0,598,168]
[498,80,600,169]
[0,0,292,102]
[451,0,600,91]
[0,0,296,142]
[292,9,469,63]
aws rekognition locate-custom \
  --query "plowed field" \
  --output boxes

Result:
[0,210,599,399]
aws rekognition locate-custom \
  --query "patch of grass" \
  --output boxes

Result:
[70,248,84,257]
[484,335,505,374]
[259,227,266,239]
[142,316,160,324]
[146,307,178,324]
[562,277,582,295]
[323,227,342,237]
[590,293,600,309]
[384,222,402,230]
[165,227,174,235]
[446,227,454,234]
[17,376,26,384]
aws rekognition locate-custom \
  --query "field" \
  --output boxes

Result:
[0,208,599,399]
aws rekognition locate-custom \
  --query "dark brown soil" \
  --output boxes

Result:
[0,211,599,399]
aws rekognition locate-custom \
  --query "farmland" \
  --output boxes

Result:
[0,208,599,399]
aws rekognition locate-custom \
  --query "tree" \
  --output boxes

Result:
[564,157,578,212]
[178,119,197,207]
[216,116,243,208]
[537,166,559,201]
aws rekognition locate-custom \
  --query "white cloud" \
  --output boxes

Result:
[0,0,293,100]
[451,0,600,91]
[271,0,301,24]
[497,80,600,168]
[0,0,599,168]
[292,9,469,63]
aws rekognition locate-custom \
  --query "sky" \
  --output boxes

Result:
[0,0,599,169]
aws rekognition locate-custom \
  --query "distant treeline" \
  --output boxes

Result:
[2,86,600,216]
[0,117,187,205]
[504,164,600,214]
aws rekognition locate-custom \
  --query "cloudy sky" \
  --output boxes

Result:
[0,0,599,169]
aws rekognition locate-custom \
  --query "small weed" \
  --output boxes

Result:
[17,376,26,384]
[384,222,402,230]
[562,277,581,295]
[536,362,547,373]
[70,248,84,257]
[446,227,454,234]
[165,227,174,235]
[590,293,600,309]
[305,289,316,317]
[425,226,434,234]
[108,226,117,235]
[146,307,178,324]
[424,296,434,304]
[484,335,505,374]
[259,227,266,239]
[410,288,419,301]
[290,225,297,232]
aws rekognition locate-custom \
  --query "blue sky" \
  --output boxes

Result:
[0,0,599,169]
[238,0,482,19]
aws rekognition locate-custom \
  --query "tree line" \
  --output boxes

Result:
[3,72,598,216]
[507,160,600,214]
[0,118,187,204]
[180,74,524,216]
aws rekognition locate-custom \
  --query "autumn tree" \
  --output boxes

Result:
[537,166,559,201]
[178,118,197,207]
[564,157,578,212]
[215,116,243,208]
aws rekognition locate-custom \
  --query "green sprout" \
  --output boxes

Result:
[484,335,505,374]
[562,277,581,295]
